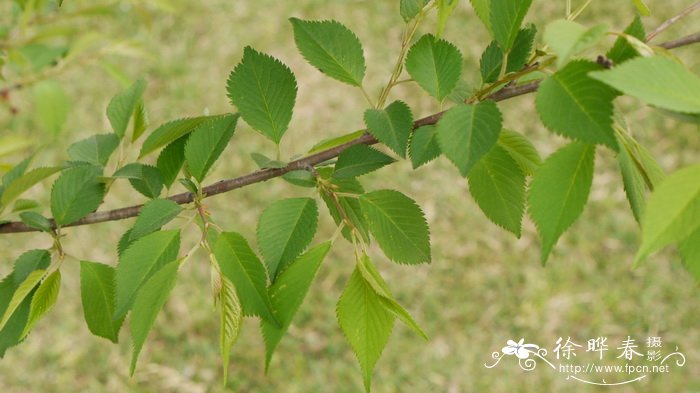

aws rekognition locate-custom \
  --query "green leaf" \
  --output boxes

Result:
[497,129,542,176]
[114,230,180,319]
[282,171,316,188]
[257,198,318,281]
[33,80,70,135]
[467,145,525,236]
[631,0,651,16]
[543,20,608,67]
[20,270,60,339]
[132,101,149,142]
[436,101,503,176]
[12,199,39,213]
[139,115,219,158]
[436,0,460,37]
[0,273,31,357]
[130,199,182,242]
[489,0,533,51]
[319,173,370,243]
[409,125,441,169]
[536,60,618,149]
[0,269,44,331]
[113,163,164,199]
[67,133,120,167]
[480,41,503,84]
[400,0,426,21]
[405,34,463,101]
[679,228,700,281]
[1,156,32,190]
[528,142,595,264]
[364,100,413,157]
[506,24,536,72]
[356,254,427,340]
[606,16,645,64]
[213,232,278,324]
[218,276,241,384]
[334,145,395,179]
[337,268,395,392]
[616,131,653,223]
[19,212,52,233]
[289,18,366,87]
[50,165,105,226]
[470,0,492,33]
[309,130,365,154]
[156,136,187,188]
[107,78,146,139]
[184,114,238,181]
[590,56,700,114]
[13,250,51,285]
[2,166,62,207]
[359,190,430,264]
[80,261,124,343]
[130,261,179,375]
[227,47,296,144]
[634,163,700,265]
[262,242,331,370]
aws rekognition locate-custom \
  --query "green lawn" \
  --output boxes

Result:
[0,1,699,392]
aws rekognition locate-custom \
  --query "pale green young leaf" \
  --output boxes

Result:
[536,60,618,149]
[528,142,595,264]
[156,136,187,188]
[219,276,241,384]
[400,0,426,21]
[1,166,62,206]
[20,270,60,339]
[107,78,146,139]
[12,199,39,213]
[19,212,52,233]
[51,165,105,226]
[132,101,149,142]
[334,145,395,179]
[436,101,503,176]
[33,80,70,135]
[139,115,219,158]
[634,163,700,266]
[114,230,180,319]
[470,0,492,33]
[227,48,296,144]
[262,242,331,370]
[679,228,700,281]
[213,232,278,324]
[405,34,462,101]
[130,261,179,375]
[251,153,285,169]
[337,268,395,392]
[409,125,441,169]
[631,0,651,16]
[359,190,430,265]
[364,101,413,158]
[184,114,238,182]
[0,272,31,357]
[308,130,365,154]
[289,18,366,86]
[468,145,526,236]
[606,16,645,64]
[1,156,32,190]
[497,129,542,176]
[490,0,533,51]
[319,173,370,243]
[0,269,44,331]
[543,20,608,67]
[436,0,460,37]
[67,133,120,167]
[590,56,700,114]
[130,199,182,242]
[80,261,124,343]
[257,198,318,281]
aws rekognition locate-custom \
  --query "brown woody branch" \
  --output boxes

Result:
[0,34,698,234]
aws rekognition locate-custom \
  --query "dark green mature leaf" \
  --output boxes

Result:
[51,165,105,226]
[606,16,645,64]
[80,261,124,343]
[436,101,503,176]
[114,230,180,319]
[13,250,51,285]
[227,47,296,144]
[213,232,277,324]
[319,172,370,243]
[113,163,164,199]
[130,261,179,375]
[289,18,366,86]
[107,78,146,139]
[132,101,149,142]
[1,166,62,207]
[130,199,182,242]
[334,145,395,179]
[337,268,395,392]
[184,114,238,181]
[405,34,462,101]
[19,212,52,233]
[67,133,120,167]
[364,101,413,157]
[20,270,60,339]
[680,228,700,281]
[528,142,595,264]
[409,125,441,169]
[506,24,536,72]
[590,56,700,114]
[400,0,426,21]
[497,129,542,176]
[33,80,70,136]
[262,242,331,370]
[0,270,44,331]
[468,145,525,236]
[139,115,219,157]
[490,0,532,51]
[543,20,608,67]
[634,163,700,266]
[480,41,503,84]
[156,136,188,188]
[536,61,618,149]
[0,273,30,357]
[359,190,430,264]
[257,198,318,281]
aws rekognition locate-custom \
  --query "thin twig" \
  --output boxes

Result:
[647,1,700,41]
[0,35,697,235]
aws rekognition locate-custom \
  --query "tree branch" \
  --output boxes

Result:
[0,36,697,235]
[646,1,700,41]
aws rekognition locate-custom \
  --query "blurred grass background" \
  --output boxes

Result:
[1,0,699,392]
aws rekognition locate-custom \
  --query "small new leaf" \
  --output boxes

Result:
[19,212,52,233]
[543,20,608,67]
[140,115,219,158]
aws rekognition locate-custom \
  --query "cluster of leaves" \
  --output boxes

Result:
[0,0,699,391]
